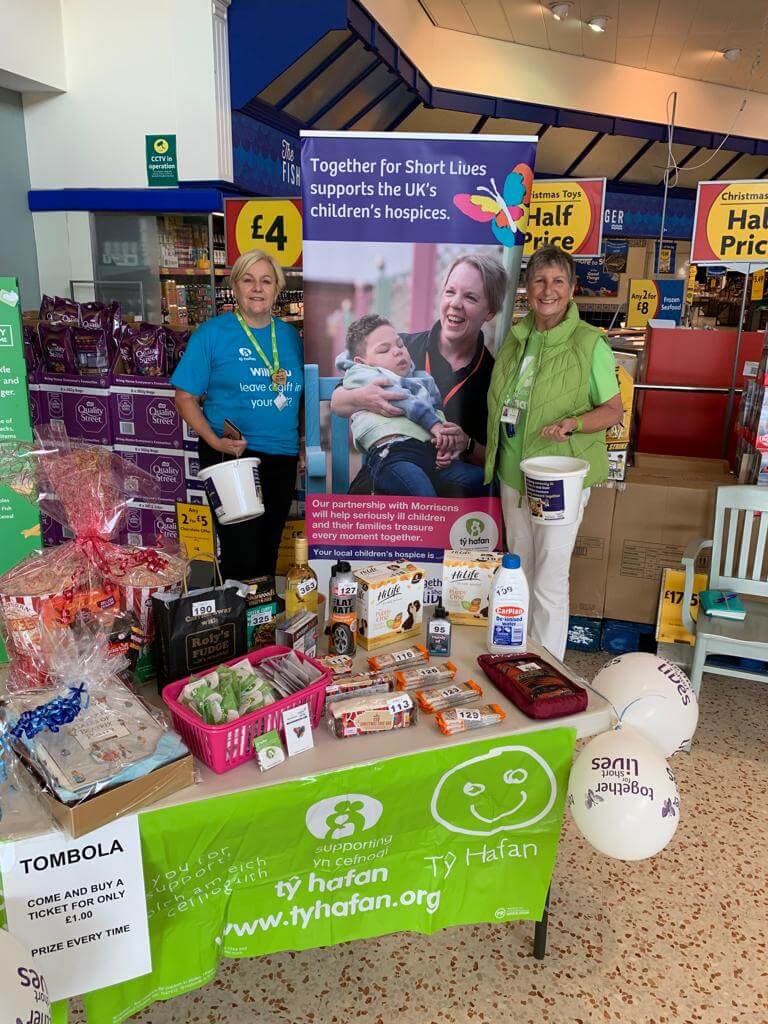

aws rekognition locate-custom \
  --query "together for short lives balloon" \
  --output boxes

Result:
[568,725,680,860]
[0,927,51,1023]
[591,652,698,756]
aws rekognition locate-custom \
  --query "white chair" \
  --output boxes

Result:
[681,485,768,730]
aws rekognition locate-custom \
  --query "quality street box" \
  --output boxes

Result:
[569,484,616,619]
[184,450,201,490]
[111,384,183,448]
[119,501,179,548]
[111,354,182,447]
[604,454,731,624]
[114,443,187,503]
[37,381,112,445]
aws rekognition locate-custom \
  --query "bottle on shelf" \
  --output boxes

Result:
[487,553,529,655]
[285,538,318,618]
[328,560,358,656]
[427,604,452,657]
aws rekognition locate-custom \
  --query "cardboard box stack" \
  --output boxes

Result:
[604,453,732,624]
[569,485,616,620]
[736,333,768,487]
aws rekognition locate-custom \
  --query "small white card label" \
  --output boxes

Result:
[282,703,314,756]
[192,599,216,617]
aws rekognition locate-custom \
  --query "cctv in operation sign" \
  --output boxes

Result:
[691,179,768,264]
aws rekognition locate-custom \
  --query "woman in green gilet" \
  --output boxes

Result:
[485,245,624,660]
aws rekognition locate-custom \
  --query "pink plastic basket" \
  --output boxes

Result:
[161,645,330,774]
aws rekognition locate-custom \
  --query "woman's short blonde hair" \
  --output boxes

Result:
[442,252,508,315]
[229,249,286,293]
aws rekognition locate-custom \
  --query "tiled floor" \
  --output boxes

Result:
[72,656,768,1024]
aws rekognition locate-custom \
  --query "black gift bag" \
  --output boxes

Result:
[152,562,247,688]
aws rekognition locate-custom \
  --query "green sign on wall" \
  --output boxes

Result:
[145,134,178,187]
[0,278,41,660]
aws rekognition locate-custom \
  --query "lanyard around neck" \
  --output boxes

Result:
[425,343,485,407]
[235,311,279,375]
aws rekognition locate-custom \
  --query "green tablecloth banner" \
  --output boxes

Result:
[45,727,575,1023]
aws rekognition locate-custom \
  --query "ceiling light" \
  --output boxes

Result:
[587,16,609,32]
[548,2,572,20]
[721,47,742,62]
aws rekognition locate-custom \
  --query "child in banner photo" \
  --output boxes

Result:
[337,314,485,498]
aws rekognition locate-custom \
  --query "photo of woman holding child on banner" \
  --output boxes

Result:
[314,247,507,498]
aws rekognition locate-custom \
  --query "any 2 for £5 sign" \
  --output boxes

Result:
[692,180,768,264]
[224,197,302,269]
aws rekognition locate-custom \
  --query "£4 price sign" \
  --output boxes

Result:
[224,197,302,269]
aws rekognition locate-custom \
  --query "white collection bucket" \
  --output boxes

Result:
[196,457,265,525]
[519,455,589,527]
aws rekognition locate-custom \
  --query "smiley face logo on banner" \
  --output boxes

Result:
[431,746,557,836]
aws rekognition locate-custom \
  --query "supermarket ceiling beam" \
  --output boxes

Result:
[346,0,768,148]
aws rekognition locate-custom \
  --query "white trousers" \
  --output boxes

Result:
[500,483,590,662]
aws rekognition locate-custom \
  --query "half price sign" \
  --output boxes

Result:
[692,180,768,263]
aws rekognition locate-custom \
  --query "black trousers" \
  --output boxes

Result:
[198,439,298,581]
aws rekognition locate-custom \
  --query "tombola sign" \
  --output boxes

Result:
[692,180,768,263]
[523,178,606,258]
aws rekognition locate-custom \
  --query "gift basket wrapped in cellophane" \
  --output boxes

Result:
[1,619,189,814]
[0,430,187,692]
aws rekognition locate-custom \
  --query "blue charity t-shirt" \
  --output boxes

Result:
[170,312,304,455]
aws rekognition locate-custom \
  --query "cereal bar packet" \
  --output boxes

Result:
[395,660,456,691]
[367,644,428,673]
[416,679,483,713]
[435,703,505,736]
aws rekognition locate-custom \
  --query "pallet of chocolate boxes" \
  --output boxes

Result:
[23,294,198,551]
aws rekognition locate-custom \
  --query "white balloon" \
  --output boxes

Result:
[591,652,698,756]
[568,725,680,860]
[0,927,51,1023]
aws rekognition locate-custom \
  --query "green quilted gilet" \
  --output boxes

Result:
[484,302,610,488]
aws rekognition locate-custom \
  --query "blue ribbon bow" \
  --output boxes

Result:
[10,684,88,742]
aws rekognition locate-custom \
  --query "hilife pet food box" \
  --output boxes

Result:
[441,550,501,625]
[354,562,425,650]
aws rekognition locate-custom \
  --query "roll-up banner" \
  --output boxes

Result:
[300,131,537,599]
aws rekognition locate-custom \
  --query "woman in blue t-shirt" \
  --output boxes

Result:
[172,249,303,580]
